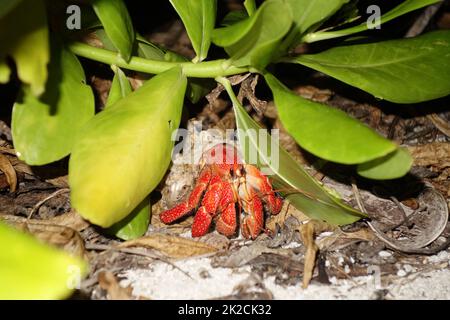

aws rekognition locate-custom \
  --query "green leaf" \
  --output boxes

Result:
[326,1,360,28]
[97,30,212,104]
[304,0,442,43]
[106,196,151,240]
[265,73,396,164]
[218,78,366,226]
[12,44,95,165]
[285,0,349,36]
[185,78,215,104]
[96,31,166,61]
[0,0,49,96]
[244,0,257,16]
[106,66,133,108]
[0,222,88,300]
[0,59,11,83]
[169,0,217,62]
[135,35,166,60]
[221,10,248,27]
[93,0,135,61]
[104,66,150,240]
[0,0,23,20]
[292,30,450,103]
[357,147,413,180]
[69,67,187,227]
[212,0,292,70]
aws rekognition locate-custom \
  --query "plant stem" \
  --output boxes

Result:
[68,42,249,78]
[302,31,350,43]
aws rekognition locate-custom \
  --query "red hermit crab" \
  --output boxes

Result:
[160,143,283,239]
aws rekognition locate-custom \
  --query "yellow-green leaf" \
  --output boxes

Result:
[106,196,151,241]
[69,67,187,227]
[169,0,217,62]
[93,0,135,61]
[12,44,95,165]
[0,0,49,96]
[106,66,132,108]
[0,222,88,300]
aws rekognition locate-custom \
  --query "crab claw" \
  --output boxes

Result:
[160,168,212,224]
[244,164,283,214]
[240,186,264,240]
[215,182,238,237]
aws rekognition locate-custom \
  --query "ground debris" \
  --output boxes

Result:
[98,271,137,300]
[119,233,221,259]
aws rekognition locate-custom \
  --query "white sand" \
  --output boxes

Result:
[120,253,450,300]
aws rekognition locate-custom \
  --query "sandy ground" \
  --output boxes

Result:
[121,250,450,300]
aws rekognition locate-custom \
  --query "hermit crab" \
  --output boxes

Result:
[160,143,283,239]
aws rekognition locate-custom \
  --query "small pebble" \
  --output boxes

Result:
[437,251,449,260]
[397,269,407,277]
[378,250,392,258]
[338,256,344,266]
[344,265,351,274]
[403,264,415,273]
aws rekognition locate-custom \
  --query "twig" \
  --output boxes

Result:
[85,243,195,280]
[384,199,425,232]
[405,2,444,38]
[427,114,450,137]
[27,188,70,219]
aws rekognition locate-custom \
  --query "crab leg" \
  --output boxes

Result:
[191,175,225,237]
[160,167,212,224]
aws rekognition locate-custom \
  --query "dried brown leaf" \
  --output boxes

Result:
[47,210,90,232]
[98,271,134,300]
[119,234,219,259]
[0,153,17,192]
[317,228,375,251]
[297,220,332,288]
[215,242,288,268]
[427,114,450,137]
[266,201,309,233]
[8,156,33,175]
[45,175,69,188]
[0,146,16,156]
[408,142,450,168]
[0,215,86,257]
